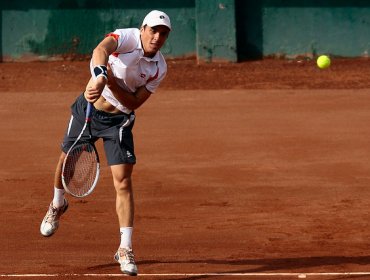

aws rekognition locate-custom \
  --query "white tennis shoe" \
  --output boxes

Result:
[40,199,69,237]
[114,247,138,276]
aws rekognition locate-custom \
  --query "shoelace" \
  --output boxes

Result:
[45,206,59,222]
[120,249,135,264]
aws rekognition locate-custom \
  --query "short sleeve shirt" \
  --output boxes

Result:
[91,28,167,114]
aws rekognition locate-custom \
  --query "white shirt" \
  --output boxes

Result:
[90,28,167,114]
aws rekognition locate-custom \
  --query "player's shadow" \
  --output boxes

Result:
[189,255,370,273]
[88,255,370,275]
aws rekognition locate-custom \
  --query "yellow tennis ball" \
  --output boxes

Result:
[317,55,331,69]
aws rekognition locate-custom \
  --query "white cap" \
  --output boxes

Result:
[142,10,171,31]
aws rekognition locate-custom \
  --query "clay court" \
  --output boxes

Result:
[1,58,370,279]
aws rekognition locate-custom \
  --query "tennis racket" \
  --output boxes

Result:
[62,102,100,197]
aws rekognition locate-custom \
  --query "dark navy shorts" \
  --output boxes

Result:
[61,94,136,165]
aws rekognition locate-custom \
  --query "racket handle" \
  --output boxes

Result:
[86,102,92,121]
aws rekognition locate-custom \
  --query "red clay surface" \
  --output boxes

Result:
[1,58,370,280]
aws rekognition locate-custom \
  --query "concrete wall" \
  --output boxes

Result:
[1,0,370,62]
[0,0,197,61]
[236,0,370,60]
[196,0,236,62]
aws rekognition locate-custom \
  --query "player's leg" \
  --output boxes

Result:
[53,152,67,203]
[40,150,71,236]
[98,110,137,275]
[40,95,87,237]
[112,164,135,228]
[40,152,69,237]
[100,112,136,232]
[111,163,138,276]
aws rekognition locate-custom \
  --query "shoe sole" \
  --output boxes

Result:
[123,270,137,276]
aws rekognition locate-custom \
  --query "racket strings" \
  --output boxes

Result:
[63,143,99,197]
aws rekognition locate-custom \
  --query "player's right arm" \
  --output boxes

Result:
[84,36,118,103]
[107,78,152,111]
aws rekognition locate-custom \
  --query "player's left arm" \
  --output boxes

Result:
[106,70,151,111]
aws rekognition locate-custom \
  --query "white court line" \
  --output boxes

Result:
[2,272,370,277]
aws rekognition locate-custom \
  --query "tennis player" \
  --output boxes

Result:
[40,10,171,276]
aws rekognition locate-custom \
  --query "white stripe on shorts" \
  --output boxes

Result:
[119,115,135,143]
[67,115,74,136]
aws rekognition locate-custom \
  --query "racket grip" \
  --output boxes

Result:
[86,102,92,120]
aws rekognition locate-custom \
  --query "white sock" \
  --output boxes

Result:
[120,227,133,249]
[52,187,65,208]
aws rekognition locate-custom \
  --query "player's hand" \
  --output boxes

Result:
[84,77,106,103]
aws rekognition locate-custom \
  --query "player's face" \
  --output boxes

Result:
[140,25,170,57]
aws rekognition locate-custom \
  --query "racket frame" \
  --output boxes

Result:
[61,102,100,197]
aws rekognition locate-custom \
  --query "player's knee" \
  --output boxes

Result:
[114,176,132,194]
[57,152,67,167]
[58,152,67,161]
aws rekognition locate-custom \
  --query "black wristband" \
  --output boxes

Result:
[93,65,108,80]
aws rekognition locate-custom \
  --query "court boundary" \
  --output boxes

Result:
[2,272,370,277]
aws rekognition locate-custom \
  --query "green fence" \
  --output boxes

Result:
[236,1,370,60]
[1,0,370,62]
[0,0,197,61]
